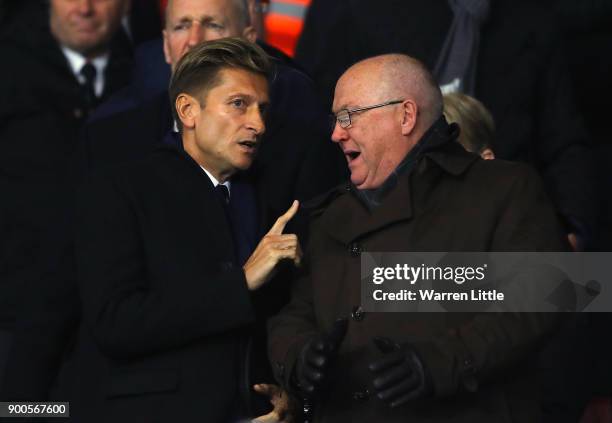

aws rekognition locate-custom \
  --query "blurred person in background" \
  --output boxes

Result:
[0,0,132,390]
[443,92,495,160]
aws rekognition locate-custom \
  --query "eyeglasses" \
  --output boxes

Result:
[330,100,404,130]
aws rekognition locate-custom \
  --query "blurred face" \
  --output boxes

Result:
[480,148,495,160]
[163,0,256,69]
[331,73,408,190]
[181,68,269,181]
[50,0,127,58]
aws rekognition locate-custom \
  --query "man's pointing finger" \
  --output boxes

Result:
[268,200,299,235]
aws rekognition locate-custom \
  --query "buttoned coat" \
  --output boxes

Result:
[70,138,267,422]
[268,121,568,422]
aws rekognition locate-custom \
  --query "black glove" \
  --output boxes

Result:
[368,337,433,408]
[293,318,348,397]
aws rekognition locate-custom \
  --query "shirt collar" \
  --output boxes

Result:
[200,165,232,196]
[162,131,232,195]
[61,45,109,95]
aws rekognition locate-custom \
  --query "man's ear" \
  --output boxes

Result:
[400,100,418,136]
[162,30,172,65]
[175,93,199,130]
[242,26,257,43]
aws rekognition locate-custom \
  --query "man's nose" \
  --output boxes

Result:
[76,0,94,15]
[331,121,348,143]
[187,23,205,47]
[247,107,266,136]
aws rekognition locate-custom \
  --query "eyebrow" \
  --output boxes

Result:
[332,104,353,114]
[171,14,222,25]
[227,93,270,105]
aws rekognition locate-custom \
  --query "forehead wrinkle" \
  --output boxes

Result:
[172,12,221,23]
[166,0,230,26]
[335,65,391,111]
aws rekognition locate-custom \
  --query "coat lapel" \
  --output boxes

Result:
[160,133,237,263]
[323,174,414,245]
[229,176,260,264]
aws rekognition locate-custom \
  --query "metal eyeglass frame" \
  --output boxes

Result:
[332,100,404,129]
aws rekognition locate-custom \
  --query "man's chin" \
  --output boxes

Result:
[350,173,367,189]
[69,37,109,57]
[235,158,255,172]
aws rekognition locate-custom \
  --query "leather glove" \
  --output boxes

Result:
[293,318,348,397]
[368,337,433,408]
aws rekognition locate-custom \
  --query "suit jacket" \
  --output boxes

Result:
[296,0,595,237]
[268,119,569,422]
[71,135,262,422]
[0,6,132,330]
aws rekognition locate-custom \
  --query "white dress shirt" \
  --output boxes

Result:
[61,46,109,97]
[200,165,232,198]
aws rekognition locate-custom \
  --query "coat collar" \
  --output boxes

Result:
[158,130,267,237]
[423,122,479,176]
[322,118,478,245]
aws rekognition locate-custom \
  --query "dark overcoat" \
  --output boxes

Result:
[268,122,569,422]
[1,48,341,401]
[70,139,266,422]
[0,6,132,330]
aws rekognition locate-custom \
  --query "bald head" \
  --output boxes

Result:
[165,0,250,29]
[331,54,443,190]
[336,54,443,133]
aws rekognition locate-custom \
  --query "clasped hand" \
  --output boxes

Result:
[294,318,348,397]
[368,337,432,408]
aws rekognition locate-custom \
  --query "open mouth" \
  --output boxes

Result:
[238,140,258,153]
[345,151,361,162]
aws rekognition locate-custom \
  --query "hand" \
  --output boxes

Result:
[294,318,348,397]
[368,337,432,408]
[243,200,302,291]
[567,232,580,251]
[252,383,296,423]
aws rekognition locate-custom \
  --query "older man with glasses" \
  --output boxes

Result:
[268,53,568,422]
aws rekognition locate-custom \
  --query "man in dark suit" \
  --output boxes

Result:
[73,38,300,422]
[295,0,595,251]
[0,0,132,388]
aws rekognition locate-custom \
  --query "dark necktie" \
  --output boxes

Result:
[80,62,98,110]
[215,184,230,205]
[214,183,241,264]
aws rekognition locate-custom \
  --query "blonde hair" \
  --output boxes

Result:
[443,93,495,154]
